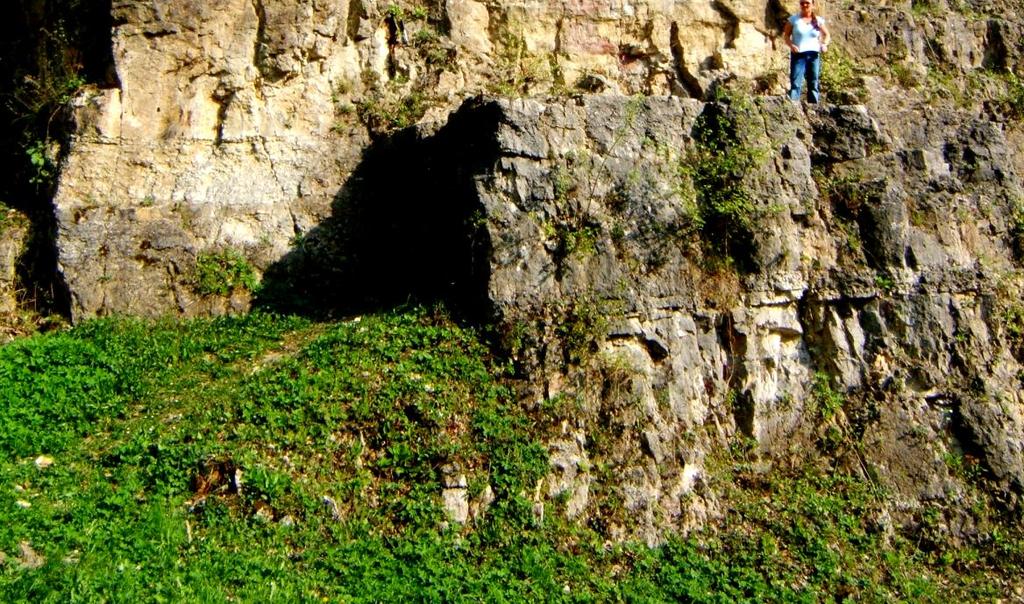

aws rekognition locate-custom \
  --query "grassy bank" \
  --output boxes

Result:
[0,309,1020,601]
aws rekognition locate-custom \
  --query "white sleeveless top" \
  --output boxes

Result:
[789,14,825,53]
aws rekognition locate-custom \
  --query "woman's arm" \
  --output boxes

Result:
[819,22,830,50]
[782,21,798,53]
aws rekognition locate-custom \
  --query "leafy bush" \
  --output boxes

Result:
[680,92,763,269]
[820,46,867,103]
[356,89,430,136]
[194,248,258,296]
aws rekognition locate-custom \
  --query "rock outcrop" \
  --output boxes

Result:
[427,94,1024,541]
[0,209,29,315]
[55,0,1024,319]
[246,91,1024,541]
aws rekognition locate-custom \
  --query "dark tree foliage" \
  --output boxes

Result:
[0,0,115,313]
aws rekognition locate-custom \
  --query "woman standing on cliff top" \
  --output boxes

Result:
[783,0,831,103]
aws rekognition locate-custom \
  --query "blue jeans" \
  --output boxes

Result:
[789,51,821,103]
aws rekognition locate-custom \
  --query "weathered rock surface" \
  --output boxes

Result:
[0,209,29,315]
[397,93,1024,541]
[55,0,1024,319]
[55,0,375,317]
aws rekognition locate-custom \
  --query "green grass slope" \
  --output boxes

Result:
[0,309,1021,602]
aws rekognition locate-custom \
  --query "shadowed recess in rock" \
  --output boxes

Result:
[255,99,504,320]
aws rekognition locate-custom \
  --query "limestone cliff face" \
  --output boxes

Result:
[450,95,1024,541]
[46,0,1024,540]
[57,0,369,316]
[59,0,1024,318]
[59,0,811,318]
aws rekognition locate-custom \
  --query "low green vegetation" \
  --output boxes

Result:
[925,68,1024,112]
[0,309,547,601]
[925,66,974,108]
[356,88,430,136]
[874,272,897,293]
[413,26,454,67]
[997,71,1024,120]
[384,3,407,22]
[888,62,921,90]
[1,308,1022,600]
[194,248,259,297]
[554,296,610,365]
[910,0,943,17]
[812,371,845,421]
[551,220,601,263]
[680,91,764,270]
[820,46,868,104]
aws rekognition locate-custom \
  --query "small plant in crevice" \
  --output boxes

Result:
[356,87,431,136]
[499,318,533,362]
[489,32,551,96]
[10,29,87,189]
[911,0,943,17]
[537,158,607,275]
[1007,196,1024,261]
[888,61,921,90]
[812,371,845,421]
[943,449,984,483]
[384,3,406,22]
[874,272,896,294]
[553,221,601,264]
[413,26,454,68]
[25,137,60,187]
[836,219,863,257]
[194,248,259,297]
[536,392,585,425]
[680,91,764,271]
[924,65,956,104]
[597,351,640,412]
[996,71,1024,120]
[819,45,869,104]
[554,296,611,365]
[1001,294,1024,358]
[815,168,879,263]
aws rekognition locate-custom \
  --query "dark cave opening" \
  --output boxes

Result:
[255,98,505,324]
